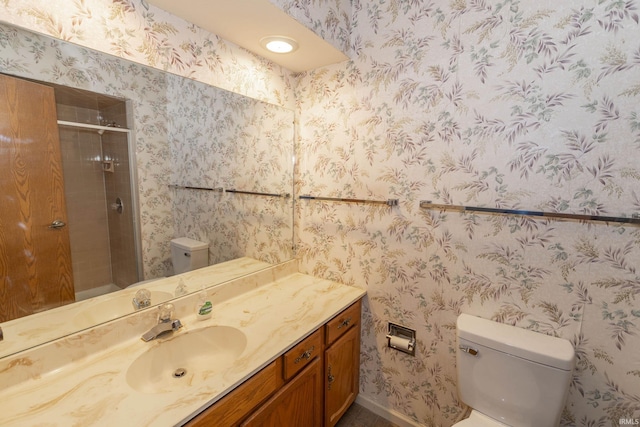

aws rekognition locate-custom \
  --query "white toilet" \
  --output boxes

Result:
[454,313,575,427]
[170,237,209,274]
[128,237,209,287]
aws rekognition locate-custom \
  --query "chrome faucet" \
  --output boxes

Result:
[141,303,182,342]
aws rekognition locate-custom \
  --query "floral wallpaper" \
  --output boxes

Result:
[0,0,295,108]
[168,75,294,266]
[292,0,640,426]
[269,0,352,56]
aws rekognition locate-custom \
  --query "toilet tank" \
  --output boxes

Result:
[170,237,209,275]
[456,314,575,427]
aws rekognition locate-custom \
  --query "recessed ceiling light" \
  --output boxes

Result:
[260,36,299,54]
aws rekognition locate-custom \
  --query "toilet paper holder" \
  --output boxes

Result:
[386,322,416,356]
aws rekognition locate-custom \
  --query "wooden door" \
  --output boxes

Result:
[325,326,360,427]
[0,74,75,322]
[241,357,323,427]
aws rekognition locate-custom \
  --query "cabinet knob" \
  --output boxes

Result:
[294,346,315,364]
[337,317,352,330]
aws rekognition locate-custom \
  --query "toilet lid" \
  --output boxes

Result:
[453,411,510,427]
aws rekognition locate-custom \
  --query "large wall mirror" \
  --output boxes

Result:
[0,22,294,358]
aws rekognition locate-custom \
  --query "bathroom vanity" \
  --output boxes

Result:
[187,300,361,427]
[0,260,365,426]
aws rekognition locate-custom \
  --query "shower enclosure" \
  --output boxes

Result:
[54,85,141,300]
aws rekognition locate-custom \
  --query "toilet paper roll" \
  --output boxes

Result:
[388,335,413,352]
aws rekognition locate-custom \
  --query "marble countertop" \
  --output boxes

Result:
[0,257,272,359]
[0,263,365,426]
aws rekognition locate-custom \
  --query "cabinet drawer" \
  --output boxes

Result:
[186,359,283,427]
[283,328,323,381]
[325,300,361,346]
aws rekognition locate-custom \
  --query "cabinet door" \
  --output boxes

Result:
[186,360,282,427]
[325,326,360,427]
[241,357,323,427]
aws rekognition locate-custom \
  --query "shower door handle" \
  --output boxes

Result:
[48,220,67,229]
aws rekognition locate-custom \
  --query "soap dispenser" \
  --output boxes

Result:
[196,287,212,320]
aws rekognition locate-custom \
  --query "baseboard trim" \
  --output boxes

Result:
[355,395,422,427]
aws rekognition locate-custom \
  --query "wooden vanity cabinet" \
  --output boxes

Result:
[184,300,361,427]
[241,357,323,427]
[324,300,361,427]
[241,328,324,427]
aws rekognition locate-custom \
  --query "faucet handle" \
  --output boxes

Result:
[132,288,151,310]
[158,303,175,323]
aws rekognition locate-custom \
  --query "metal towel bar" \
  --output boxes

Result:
[169,185,223,192]
[170,185,289,198]
[419,201,640,225]
[299,195,399,206]
[226,189,290,198]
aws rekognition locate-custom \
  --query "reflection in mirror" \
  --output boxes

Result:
[54,85,141,301]
[1,75,143,318]
[0,22,294,358]
[167,75,294,266]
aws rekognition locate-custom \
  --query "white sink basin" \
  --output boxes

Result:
[74,291,174,326]
[126,326,247,394]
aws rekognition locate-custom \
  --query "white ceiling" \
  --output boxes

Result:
[145,0,349,73]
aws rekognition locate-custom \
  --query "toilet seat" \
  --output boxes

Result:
[453,410,510,427]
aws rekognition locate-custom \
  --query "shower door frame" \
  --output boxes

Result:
[57,112,144,292]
